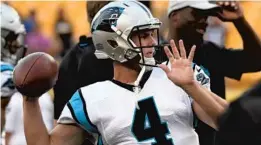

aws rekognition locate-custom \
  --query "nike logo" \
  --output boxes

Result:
[196,67,201,72]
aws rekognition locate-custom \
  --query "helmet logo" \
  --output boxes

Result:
[110,14,118,26]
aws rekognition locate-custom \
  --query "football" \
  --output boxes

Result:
[13,52,58,98]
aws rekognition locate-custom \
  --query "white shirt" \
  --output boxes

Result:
[5,92,54,145]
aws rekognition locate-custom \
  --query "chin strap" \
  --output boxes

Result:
[139,56,156,71]
[133,66,146,110]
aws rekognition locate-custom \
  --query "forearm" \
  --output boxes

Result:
[5,132,11,145]
[202,87,229,109]
[184,82,226,123]
[23,97,50,145]
[234,17,261,57]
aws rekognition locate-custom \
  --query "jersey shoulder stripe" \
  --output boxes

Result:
[1,63,14,72]
[67,89,98,133]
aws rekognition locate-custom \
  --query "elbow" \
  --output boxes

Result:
[222,101,229,110]
[214,104,230,130]
[212,105,228,130]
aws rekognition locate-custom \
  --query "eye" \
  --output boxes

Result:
[140,33,150,39]
[151,31,156,38]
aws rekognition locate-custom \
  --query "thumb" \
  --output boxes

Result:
[159,64,170,74]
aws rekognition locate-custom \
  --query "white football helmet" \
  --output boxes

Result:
[91,0,162,69]
[1,3,26,65]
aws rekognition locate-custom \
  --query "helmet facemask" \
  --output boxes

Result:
[1,28,27,65]
[126,23,165,71]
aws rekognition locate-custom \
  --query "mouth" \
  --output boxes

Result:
[145,51,154,58]
[194,22,208,35]
[196,28,206,35]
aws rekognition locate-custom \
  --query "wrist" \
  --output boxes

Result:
[181,80,198,92]
[232,16,246,23]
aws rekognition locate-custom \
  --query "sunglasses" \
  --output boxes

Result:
[191,7,222,20]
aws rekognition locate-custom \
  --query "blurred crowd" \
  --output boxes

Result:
[1,1,261,145]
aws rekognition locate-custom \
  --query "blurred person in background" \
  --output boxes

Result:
[23,9,37,33]
[167,0,261,145]
[55,7,74,58]
[1,2,27,133]
[25,22,52,54]
[5,92,54,145]
[204,17,227,47]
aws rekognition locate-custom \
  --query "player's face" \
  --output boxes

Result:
[2,32,27,65]
[7,40,20,54]
[4,33,25,54]
[131,29,158,58]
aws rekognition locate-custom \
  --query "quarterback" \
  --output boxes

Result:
[22,1,228,145]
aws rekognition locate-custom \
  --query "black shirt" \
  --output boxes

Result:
[217,81,261,145]
[53,36,113,119]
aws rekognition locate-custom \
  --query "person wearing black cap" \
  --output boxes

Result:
[217,81,261,145]
[167,1,261,145]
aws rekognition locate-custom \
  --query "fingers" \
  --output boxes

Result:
[166,39,195,62]
[217,1,238,11]
[231,1,236,7]
[188,45,196,62]
[164,46,175,64]
[159,64,170,74]
[179,40,186,59]
[231,1,239,10]
[225,1,229,6]
[170,40,180,59]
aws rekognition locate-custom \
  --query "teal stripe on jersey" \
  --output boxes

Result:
[98,135,103,145]
[200,65,210,77]
[1,64,13,72]
[69,90,98,133]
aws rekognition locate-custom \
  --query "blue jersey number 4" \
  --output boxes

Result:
[131,97,174,145]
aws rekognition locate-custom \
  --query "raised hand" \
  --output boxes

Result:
[159,40,196,88]
[216,1,243,22]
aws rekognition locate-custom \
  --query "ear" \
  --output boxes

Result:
[169,11,179,25]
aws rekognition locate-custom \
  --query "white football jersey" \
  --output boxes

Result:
[1,61,15,98]
[58,63,210,145]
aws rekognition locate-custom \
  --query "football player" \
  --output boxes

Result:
[1,3,26,132]
[22,1,228,145]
